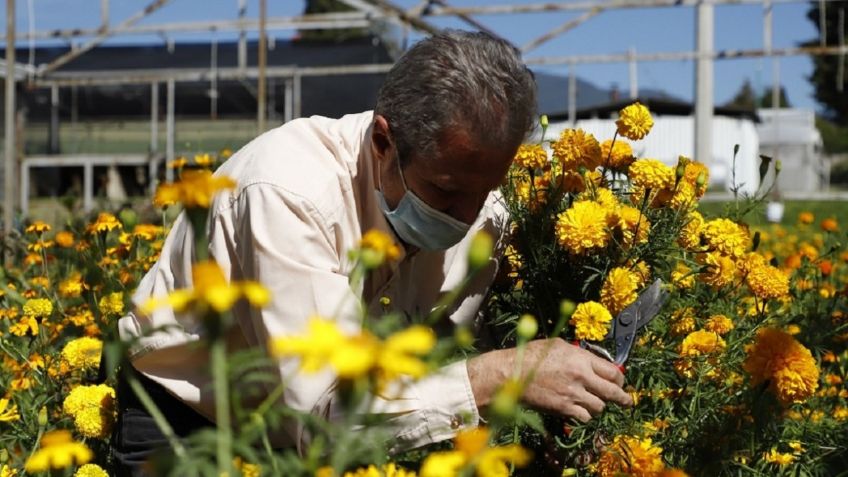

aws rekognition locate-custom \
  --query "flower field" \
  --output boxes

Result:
[1,103,846,476]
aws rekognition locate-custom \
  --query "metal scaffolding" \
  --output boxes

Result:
[2,0,847,235]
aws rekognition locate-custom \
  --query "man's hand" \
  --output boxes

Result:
[466,338,633,422]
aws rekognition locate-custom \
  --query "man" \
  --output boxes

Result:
[115,29,631,471]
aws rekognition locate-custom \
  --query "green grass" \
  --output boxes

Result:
[698,199,848,229]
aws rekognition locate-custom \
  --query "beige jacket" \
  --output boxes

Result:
[118,111,510,452]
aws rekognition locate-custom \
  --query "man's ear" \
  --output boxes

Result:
[371,114,393,164]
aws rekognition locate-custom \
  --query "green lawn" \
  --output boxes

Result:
[698,199,848,229]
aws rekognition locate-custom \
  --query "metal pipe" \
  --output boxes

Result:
[839,8,845,92]
[237,0,247,72]
[694,2,714,167]
[166,78,174,183]
[429,0,840,17]
[5,0,16,239]
[28,43,848,88]
[101,0,110,31]
[522,7,603,53]
[40,0,173,75]
[211,35,218,120]
[258,0,267,133]
[150,82,159,154]
[50,85,59,154]
[568,63,576,126]
[628,47,638,99]
[293,70,302,119]
[16,12,374,41]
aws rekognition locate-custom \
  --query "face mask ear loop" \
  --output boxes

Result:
[395,148,410,194]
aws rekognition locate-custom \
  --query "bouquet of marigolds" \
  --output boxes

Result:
[483,103,848,476]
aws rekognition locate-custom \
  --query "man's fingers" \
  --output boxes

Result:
[565,404,592,423]
[580,391,606,416]
[586,374,633,408]
[590,354,626,387]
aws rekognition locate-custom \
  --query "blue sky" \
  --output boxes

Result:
[0,0,825,111]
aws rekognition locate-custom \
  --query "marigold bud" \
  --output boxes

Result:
[540,115,549,128]
[774,160,782,173]
[38,406,48,427]
[560,299,576,319]
[516,314,538,341]
[696,172,707,187]
[468,231,494,271]
[454,327,474,349]
[562,469,578,477]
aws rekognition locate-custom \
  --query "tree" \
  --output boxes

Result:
[758,85,791,108]
[803,1,848,124]
[299,0,369,42]
[724,79,757,109]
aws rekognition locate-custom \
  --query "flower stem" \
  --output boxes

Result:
[124,370,187,458]
[210,336,233,476]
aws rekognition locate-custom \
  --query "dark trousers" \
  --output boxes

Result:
[112,366,213,476]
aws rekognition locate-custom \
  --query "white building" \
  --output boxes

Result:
[756,109,826,193]
[544,104,761,195]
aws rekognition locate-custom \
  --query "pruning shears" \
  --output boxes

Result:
[574,279,669,373]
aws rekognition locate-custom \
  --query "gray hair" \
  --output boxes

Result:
[374,29,537,166]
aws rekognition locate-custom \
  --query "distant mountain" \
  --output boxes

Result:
[533,70,680,116]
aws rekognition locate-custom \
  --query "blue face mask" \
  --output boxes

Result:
[376,154,471,251]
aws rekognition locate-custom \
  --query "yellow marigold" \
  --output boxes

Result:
[512,169,551,211]
[701,218,749,258]
[683,160,710,197]
[233,457,261,477]
[762,448,796,466]
[671,262,695,290]
[143,260,270,315]
[61,337,102,372]
[669,308,696,336]
[679,330,726,357]
[271,318,435,383]
[22,298,53,318]
[513,143,548,169]
[25,220,51,234]
[30,276,50,289]
[0,398,20,422]
[658,470,690,477]
[570,301,612,341]
[9,316,39,336]
[358,229,401,267]
[677,212,704,252]
[743,328,820,405]
[333,463,417,477]
[74,463,109,477]
[600,139,635,170]
[595,435,664,477]
[609,204,650,248]
[55,231,75,248]
[1,464,16,477]
[745,262,789,300]
[24,430,92,473]
[27,239,54,252]
[86,212,122,235]
[628,159,673,191]
[555,201,610,255]
[699,252,737,289]
[420,427,531,477]
[194,153,214,167]
[704,314,734,335]
[132,224,164,241]
[551,129,602,171]
[154,169,236,209]
[59,274,85,298]
[600,267,640,316]
[616,102,654,140]
[98,291,125,316]
[168,156,188,169]
[62,384,117,439]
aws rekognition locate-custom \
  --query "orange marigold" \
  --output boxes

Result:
[743,328,819,405]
